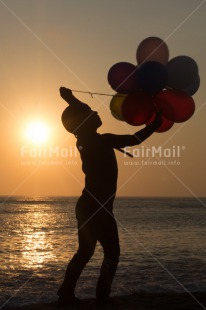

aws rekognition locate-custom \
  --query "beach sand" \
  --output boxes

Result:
[6,292,206,310]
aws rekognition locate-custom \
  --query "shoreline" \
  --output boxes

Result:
[5,292,206,310]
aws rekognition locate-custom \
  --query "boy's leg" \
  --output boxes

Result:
[57,218,97,302]
[96,212,120,304]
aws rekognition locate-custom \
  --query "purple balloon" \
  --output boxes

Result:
[108,62,138,94]
[167,56,198,90]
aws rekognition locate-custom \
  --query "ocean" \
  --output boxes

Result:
[0,196,206,308]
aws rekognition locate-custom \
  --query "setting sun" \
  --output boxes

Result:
[25,121,50,145]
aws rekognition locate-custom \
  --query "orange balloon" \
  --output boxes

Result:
[136,37,169,65]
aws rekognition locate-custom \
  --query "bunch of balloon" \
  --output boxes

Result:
[108,36,199,133]
[153,54,199,128]
[107,60,155,126]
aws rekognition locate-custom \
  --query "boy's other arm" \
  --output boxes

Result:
[104,111,162,148]
[132,112,162,144]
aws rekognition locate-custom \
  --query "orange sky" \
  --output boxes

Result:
[0,0,206,197]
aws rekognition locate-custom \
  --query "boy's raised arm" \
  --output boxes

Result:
[60,87,86,106]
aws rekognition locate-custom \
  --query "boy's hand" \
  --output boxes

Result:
[154,109,163,127]
[59,87,73,101]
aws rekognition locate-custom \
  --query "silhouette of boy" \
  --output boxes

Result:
[57,87,162,306]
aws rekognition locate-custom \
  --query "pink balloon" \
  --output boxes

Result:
[154,90,195,123]
[121,92,154,126]
[107,62,138,94]
[136,37,169,65]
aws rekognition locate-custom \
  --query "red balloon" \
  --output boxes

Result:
[121,92,154,126]
[107,62,138,94]
[154,90,195,123]
[146,113,174,133]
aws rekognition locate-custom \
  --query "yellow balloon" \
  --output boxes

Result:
[110,94,127,121]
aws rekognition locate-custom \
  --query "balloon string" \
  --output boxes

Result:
[70,89,124,98]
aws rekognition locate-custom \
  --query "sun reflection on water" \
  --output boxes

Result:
[19,204,57,269]
[21,231,54,268]
[1,198,77,275]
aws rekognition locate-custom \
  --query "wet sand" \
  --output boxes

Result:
[6,292,206,310]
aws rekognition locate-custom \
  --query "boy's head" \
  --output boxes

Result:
[60,87,102,136]
[61,104,102,136]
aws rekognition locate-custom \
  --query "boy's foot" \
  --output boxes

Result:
[57,296,82,307]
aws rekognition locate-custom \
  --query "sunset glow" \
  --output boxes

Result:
[0,0,205,197]
[25,121,50,145]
